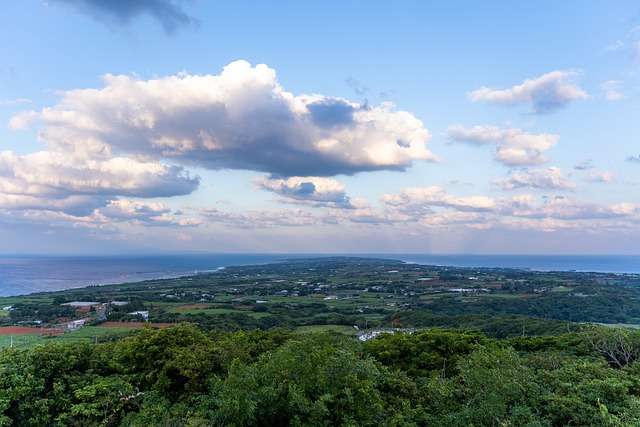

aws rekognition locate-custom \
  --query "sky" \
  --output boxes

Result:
[1,0,639,255]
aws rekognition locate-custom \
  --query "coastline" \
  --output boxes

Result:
[1,254,640,297]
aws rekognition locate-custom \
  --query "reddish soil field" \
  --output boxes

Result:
[98,322,174,329]
[0,326,43,335]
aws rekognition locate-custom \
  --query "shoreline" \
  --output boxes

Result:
[2,254,640,298]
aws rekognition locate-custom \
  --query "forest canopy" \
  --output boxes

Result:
[3,324,640,426]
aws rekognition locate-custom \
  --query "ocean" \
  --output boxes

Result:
[0,254,639,297]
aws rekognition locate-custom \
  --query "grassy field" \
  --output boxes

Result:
[0,325,139,349]
[180,307,272,318]
[294,324,359,335]
[0,334,44,349]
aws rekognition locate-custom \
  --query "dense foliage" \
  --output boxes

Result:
[3,324,640,426]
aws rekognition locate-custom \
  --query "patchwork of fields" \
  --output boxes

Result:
[2,257,640,347]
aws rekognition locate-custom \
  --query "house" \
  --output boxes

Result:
[128,310,149,321]
[61,301,100,307]
[67,319,88,330]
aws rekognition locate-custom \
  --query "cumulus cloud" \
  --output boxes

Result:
[9,111,38,130]
[505,195,637,221]
[96,199,200,226]
[0,150,198,218]
[200,207,323,229]
[0,197,199,232]
[3,60,438,235]
[0,194,107,217]
[495,167,575,191]
[468,71,588,113]
[382,186,496,213]
[447,125,558,166]
[373,186,640,232]
[14,60,435,177]
[0,151,198,199]
[256,176,359,208]
[601,80,625,101]
[585,170,615,183]
[49,0,196,34]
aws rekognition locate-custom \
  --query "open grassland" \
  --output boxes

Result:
[0,325,145,349]
[294,324,359,335]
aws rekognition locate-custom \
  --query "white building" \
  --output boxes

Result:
[67,319,88,330]
[61,301,100,307]
[128,310,149,321]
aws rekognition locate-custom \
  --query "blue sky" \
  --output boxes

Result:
[1,0,639,254]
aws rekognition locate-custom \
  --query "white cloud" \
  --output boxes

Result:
[256,176,359,208]
[382,186,496,212]
[96,199,201,227]
[468,71,588,113]
[8,110,38,129]
[0,150,198,217]
[0,194,107,216]
[200,207,322,229]
[447,125,558,166]
[495,167,575,191]
[504,195,637,221]
[585,170,615,183]
[0,151,198,199]
[601,80,624,101]
[14,60,435,177]
[2,60,438,235]
[371,186,640,232]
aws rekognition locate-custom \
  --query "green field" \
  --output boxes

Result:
[0,334,43,349]
[179,307,272,318]
[294,324,359,335]
[0,325,138,349]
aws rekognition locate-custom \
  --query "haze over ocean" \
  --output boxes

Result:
[1,254,639,297]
